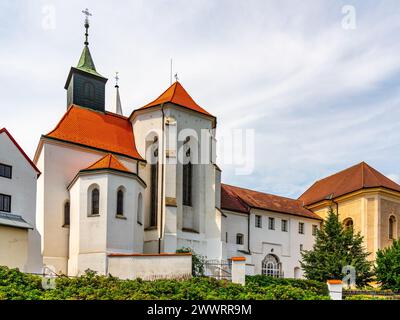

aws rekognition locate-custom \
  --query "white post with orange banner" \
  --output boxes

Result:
[231,257,246,285]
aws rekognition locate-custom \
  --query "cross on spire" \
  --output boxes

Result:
[82,8,92,45]
[114,72,119,88]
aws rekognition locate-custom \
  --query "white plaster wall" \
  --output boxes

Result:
[106,174,145,254]
[0,225,28,270]
[36,141,139,274]
[132,106,223,259]
[0,132,42,273]
[108,254,192,280]
[223,208,320,278]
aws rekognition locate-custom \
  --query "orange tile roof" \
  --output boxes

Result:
[298,162,400,206]
[221,184,322,220]
[138,81,213,117]
[45,105,143,160]
[83,154,132,173]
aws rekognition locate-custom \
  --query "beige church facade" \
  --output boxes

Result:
[299,162,400,260]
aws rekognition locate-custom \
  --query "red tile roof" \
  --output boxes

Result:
[83,154,132,173]
[137,81,213,117]
[221,184,321,220]
[0,128,41,177]
[298,162,400,206]
[45,105,143,160]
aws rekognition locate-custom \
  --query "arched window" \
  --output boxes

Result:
[236,233,244,245]
[91,188,100,215]
[64,201,70,226]
[137,193,143,225]
[389,215,396,240]
[150,152,158,227]
[262,254,281,278]
[117,188,124,216]
[343,218,354,230]
[83,82,95,100]
[183,160,192,206]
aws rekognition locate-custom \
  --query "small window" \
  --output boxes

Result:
[312,225,318,236]
[255,215,262,228]
[91,188,99,215]
[343,218,353,231]
[0,164,12,179]
[137,193,143,225]
[64,201,70,226]
[83,81,95,100]
[298,222,305,234]
[225,232,228,243]
[389,216,396,240]
[300,244,304,251]
[117,189,124,216]
[268,217,275,230]
[0,194,11,212]
[281,219,288,232]
[236,233,244,245]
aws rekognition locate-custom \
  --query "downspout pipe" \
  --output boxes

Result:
[158,104,166,254]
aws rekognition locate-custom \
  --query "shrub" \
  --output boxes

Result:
[375,239,400,291]
[0,266,329,300]
[176,247,205,277]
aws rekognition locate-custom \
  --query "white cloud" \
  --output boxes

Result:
[1,0,400,199]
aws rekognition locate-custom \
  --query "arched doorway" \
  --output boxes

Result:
[261,254,282,278]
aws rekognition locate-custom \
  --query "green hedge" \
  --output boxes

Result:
[0,266,329,300]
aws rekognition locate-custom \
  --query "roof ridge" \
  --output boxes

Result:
[222,183,299,202]
[313,162,364,184]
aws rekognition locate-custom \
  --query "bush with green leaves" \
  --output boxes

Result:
[0,266,329,300]
[176,247,205,277]
[375,239,400,291]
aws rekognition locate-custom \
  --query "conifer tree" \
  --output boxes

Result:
[300,206,373,286]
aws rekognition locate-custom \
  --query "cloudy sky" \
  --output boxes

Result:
[1,0,400,199]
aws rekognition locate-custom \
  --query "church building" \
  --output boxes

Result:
[25,14,400,278]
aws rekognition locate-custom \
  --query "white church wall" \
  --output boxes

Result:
[37,140,139,274]
[0,131,42,273]
[106,174,145,254]
[107,253,192,280]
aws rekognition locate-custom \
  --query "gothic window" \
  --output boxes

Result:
[137,193,143,225]
[91,188,100,215]
[64,201,70,226]
[389,215,396,240]
[262,254,281,278]
[150,160,158,227]
[236,233,244,245]
[343,218,353,231]
[83,82,95,101]
[183,161,192,206]
[117,188,124,216]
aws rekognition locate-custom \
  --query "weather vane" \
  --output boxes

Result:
[82,8,92,45]
[174,73,179,82]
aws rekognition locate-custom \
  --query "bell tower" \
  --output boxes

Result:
[64,9,108,112]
